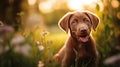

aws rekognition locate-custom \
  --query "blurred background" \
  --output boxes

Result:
[0,0,120,67]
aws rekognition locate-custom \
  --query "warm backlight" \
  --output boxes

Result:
[67,0,98,10]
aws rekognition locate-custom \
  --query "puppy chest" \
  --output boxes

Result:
[75,45,90,58]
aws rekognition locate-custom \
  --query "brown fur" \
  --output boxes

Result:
[54,11,100,67]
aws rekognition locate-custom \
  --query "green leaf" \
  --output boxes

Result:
[96,4,100,11]
[105,25,110,37]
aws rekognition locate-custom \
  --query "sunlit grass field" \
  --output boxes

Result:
[37,25,68,67]
[0,25,69,67]
[0,0,120,66]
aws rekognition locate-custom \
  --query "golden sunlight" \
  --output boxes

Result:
[67,0,98,10]
[28,0,36,6]
[38,0,55,13]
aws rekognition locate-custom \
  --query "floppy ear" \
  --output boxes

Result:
[58,12,73,33]
[84,11,100,31]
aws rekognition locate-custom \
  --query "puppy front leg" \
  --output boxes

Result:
[62,54,71,67]
[61,50,75,67]
[54,45,66,62]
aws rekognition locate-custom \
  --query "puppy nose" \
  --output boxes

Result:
[80,27,87,32]
[80,29,87,32]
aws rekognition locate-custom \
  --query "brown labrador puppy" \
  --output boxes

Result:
[54,11,100,67]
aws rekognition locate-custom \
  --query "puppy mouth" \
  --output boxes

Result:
[78,34,89,42]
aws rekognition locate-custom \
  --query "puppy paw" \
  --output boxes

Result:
[53,54,62,62]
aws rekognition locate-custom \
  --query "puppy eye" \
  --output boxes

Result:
[74,19,78,22]
[72,19,78,23]
[71,19,78,24]
[83,18,90,23]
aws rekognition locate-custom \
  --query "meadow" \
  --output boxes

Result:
[0,0,120,67]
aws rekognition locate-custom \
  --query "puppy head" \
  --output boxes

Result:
[59,11,99,42]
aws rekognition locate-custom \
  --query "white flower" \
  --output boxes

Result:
[36,41,40,45]
[21,44,31,56]
[11,34,25,45]
[41,31,49,36]
[0,25,14,40]
[38,45,44,51]
[38,61,44,67]
[13,44,31,57]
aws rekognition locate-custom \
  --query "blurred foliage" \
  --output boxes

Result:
[0,0,120,67]
[0,0,23,31]
[41,9,69,26]
[93,0,120,67]
[0,25,67,67]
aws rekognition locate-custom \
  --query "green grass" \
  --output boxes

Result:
[36,25,68,67]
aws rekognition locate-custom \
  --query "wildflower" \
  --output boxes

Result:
[21,44,31,56]
[38,61,44,67]
[0,25,14,40]
[36,41,41,45]
[41,31,49,36]
[14,44,31,57]
[0,25,14,33]
[11,34,25,45]
[38,45,44,51]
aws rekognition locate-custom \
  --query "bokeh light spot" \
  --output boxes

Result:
[67,0,98,10]
[38,0,55,13]
[28,0,36,6]
[111,0,119,8]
